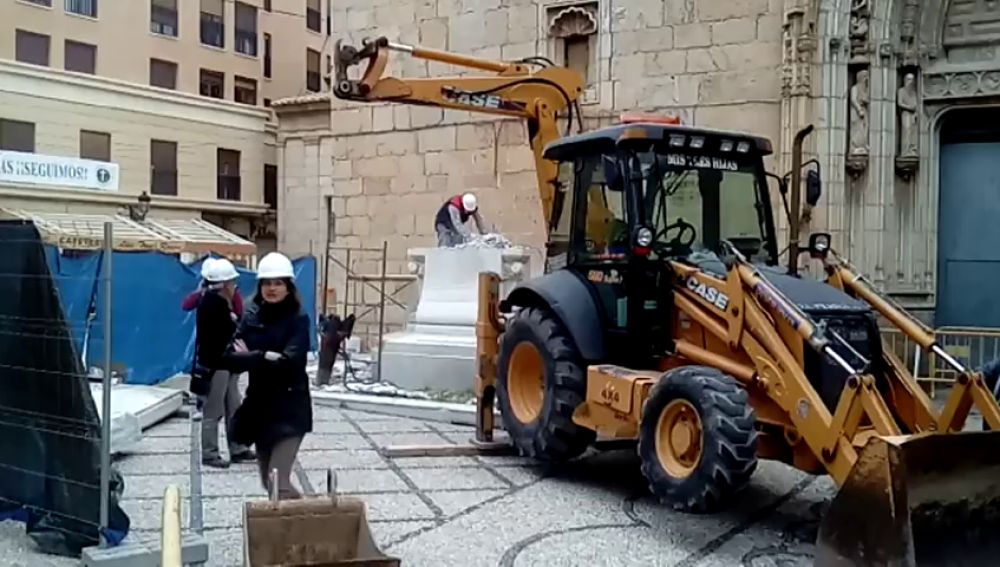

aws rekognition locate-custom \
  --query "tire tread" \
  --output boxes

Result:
[637,366,758,513]
[497,306,594,461]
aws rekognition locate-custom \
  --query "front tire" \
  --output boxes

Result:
[496,306,595,461]
[638,366,758,513]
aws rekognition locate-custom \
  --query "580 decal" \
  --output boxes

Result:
[686,277,730,311]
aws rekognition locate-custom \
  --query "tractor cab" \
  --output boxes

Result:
[542,115,785,366]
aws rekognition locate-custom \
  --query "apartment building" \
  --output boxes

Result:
[0,0,332,251]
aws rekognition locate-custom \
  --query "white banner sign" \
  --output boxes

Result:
[0,150,120,191]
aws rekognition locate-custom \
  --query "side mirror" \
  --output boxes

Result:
[806,169,822,207]
[808,232,832,259]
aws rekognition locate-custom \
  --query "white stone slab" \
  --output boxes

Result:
[89,383,184,454]
[380,246,530,391]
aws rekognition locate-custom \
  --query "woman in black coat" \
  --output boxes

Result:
[223,252,312,499]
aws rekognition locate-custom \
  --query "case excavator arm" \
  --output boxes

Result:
[333,36,585,231]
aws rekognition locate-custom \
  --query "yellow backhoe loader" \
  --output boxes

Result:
[335,37,1000,566]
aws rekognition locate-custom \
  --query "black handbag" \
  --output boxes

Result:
[189,338,212,396]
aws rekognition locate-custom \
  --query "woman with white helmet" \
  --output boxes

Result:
[181,257,245,317]
[193,257,255,468]
[223,252,312,499]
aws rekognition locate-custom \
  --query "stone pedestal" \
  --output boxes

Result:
[379,246,530,392]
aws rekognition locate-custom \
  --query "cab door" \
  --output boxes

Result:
[566,155,667,366]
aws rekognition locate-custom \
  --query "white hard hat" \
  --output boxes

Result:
[461,192,478,212]
[256,252,295,280]
[200,258,218,280]
[205,258,239,283]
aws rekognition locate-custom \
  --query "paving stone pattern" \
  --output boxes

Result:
[3,401,834,566]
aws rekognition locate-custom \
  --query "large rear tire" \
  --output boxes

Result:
[496,306,595,461]
[638,366,758,513]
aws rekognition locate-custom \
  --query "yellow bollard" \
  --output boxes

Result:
[160,484,183,567]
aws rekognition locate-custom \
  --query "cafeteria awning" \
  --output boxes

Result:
[0,208,256,260]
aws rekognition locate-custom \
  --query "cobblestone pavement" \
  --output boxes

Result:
[4,401,837,566]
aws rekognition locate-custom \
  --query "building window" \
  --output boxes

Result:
[149,58,177,89]
[22,0,51,6]
[306,48,321,92]
[65,0,97,18]
[200,69,224,99]
[264,164,277,209]
[64,40,97,74]
[200,0,224,48]
[263,33,272,78]
[0,120,35,153]
[235,2,257,56]
[151,0,178,37]
[217,149,241,201]
[263,0,271,12]
[234,76,257,105]
[150,140,177,196]
[546,4,599,103]
[263,98,272,107]
[15,30,50,67]
[80,130,110,162]
[306,0,321,32]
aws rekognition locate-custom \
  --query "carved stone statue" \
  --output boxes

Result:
[849,0,870,58]
[849,70,870,156]
[897,73,919,158]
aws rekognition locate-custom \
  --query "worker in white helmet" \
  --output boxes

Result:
[193,258,255,468]
[434,192,487,247]
[223,252,312,499]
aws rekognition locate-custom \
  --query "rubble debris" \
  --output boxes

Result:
[307,351,475,403]
[453,232,513,249]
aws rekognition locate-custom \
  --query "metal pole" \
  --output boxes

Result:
[189,399,204,535]
[343,248,352,315]
[787,124,814,277]
[322,197,333,315]
[99,221,113,547]
[376,241,388,381]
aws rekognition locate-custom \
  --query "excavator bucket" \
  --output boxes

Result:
[815,431,1000,566]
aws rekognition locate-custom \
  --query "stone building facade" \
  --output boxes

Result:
[276,0,1000,327]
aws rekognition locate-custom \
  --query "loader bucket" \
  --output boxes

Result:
[815,431,1000,566]
[243,495,401,566]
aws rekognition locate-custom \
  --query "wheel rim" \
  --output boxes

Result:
[654,399,703,478]
[507,342,545,423]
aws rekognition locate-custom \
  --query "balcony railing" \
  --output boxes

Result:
[151,7,178,37]
[236,29,257,56]
[217,175,241,201]
[200,15,224,48]
[151,170,177,196]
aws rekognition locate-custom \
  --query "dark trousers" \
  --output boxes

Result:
[257,435,304,500]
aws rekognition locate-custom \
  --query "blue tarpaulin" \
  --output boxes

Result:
[43,248,317,385]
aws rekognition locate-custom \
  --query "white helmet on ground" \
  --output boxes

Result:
[461,192,478,212]
[205,258,240,283]
[256,252,295,280]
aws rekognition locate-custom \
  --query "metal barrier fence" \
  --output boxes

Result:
[0,222,121,556]
[1,221,208,565]
[880,326,1000,398]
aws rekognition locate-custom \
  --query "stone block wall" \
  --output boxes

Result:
[281,0,787,303]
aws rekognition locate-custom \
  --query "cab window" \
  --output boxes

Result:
[572,155,629,263]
